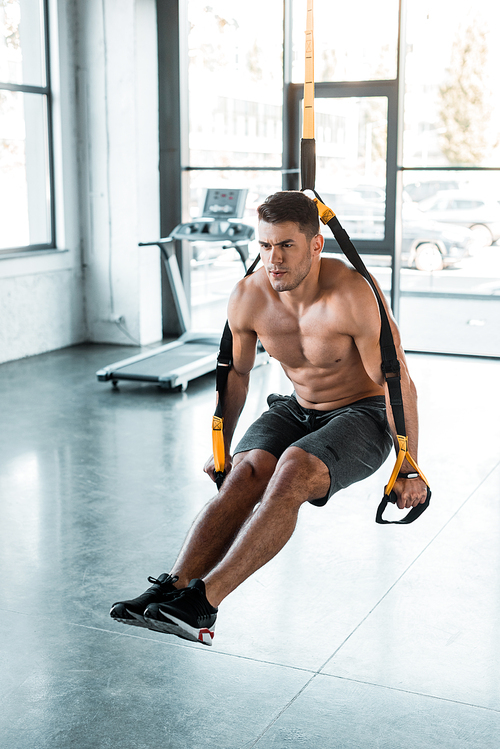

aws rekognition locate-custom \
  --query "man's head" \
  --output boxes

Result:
[257,191,320,242]
[257,191,323,293]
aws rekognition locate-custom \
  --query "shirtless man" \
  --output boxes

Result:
[110,191,428,645]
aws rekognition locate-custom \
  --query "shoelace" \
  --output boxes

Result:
[147,574,179,588]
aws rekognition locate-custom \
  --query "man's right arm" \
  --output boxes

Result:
[204,279,258,481]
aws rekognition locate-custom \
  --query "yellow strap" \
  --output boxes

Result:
[313,197,335,224]
[385,434,429,496]
[212,415,225,473]
[303,0,315,139]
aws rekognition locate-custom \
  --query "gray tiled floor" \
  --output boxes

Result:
[1,344,499,748]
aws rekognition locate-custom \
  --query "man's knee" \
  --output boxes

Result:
[231,449,277,489]
[273,446,331,502]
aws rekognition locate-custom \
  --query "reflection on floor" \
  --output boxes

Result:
[1,344,499,748]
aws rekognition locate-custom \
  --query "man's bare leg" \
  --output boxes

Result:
[203,447,330,607]
[139,447,330,645]
[171,449,277,588]
[109,450,275,629]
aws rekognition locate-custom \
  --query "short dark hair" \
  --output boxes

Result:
[257,191,320,241]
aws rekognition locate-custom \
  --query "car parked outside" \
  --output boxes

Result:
[417,191,500,246]
[321,189,475,271]
[404,180,460,203]
[400,210,474,271]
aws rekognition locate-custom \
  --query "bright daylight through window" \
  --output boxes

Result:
[187,0,284,330]
[399,0,500,356]
[186,0,499,356]
[0,0,52,253]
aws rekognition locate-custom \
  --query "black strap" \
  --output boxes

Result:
[376,486,431,525]
[214,320,233,420]
[300,138,316,192]
[215,254,261,407]
[312,191,406,439]
[213,254,261,488]
[310,191,431,524]
[215,254,261,399]
[297,4,427,523]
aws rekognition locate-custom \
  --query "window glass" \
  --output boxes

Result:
[0,90,51,249]
[400,170,500,355]
[189,169,282,332]
[0,0,45,87]
[404,0,500,168]
[292,0,398,83]
[313,97,388,240]
[187,1,283,169]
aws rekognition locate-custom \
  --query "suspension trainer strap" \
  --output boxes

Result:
[313,195,405,435]
[299,0,429,523]
[312,193,431,523]
[212,254,261,489]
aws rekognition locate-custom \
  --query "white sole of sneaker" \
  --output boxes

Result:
[111,609,148,628]
[145,611,215,646]
[143,616,194,642]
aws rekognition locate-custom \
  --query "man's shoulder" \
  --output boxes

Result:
[321,257,373,295]
[230,267,267,301]
[228,268,268,328]
[320,258,381,333]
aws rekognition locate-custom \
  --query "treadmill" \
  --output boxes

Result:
[96,189,266,391]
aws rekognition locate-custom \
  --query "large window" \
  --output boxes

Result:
[291,0,399,84]
[313,96,388,241]
[399,0,500,356]
[186,0,284,330]
[0,0,53,253]
[182,0,500,357]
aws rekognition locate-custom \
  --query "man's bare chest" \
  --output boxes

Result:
[255,304,354,370]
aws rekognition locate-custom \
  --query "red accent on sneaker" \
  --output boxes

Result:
[198,628,215,642]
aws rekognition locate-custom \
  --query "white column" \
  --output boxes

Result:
[78,0,162,345]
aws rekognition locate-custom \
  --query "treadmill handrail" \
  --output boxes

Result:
[138,238,174,246]
[139,238,191,333]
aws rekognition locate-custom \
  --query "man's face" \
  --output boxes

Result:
[258,220,319,292]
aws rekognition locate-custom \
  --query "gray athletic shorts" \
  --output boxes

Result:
[234,393,393,507]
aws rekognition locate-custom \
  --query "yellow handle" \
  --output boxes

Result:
[385,435,429,496]
[303,0,315,139]
[212,415,225,473]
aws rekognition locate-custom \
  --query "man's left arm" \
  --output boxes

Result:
[351,276,428,511]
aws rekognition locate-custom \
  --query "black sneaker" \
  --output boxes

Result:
[110,573,180,629]
[144,578,217,646]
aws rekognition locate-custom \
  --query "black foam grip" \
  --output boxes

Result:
[215,471,226,491]
[300,139,316,191]
[376,486,431,525]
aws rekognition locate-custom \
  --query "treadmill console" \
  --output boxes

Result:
[200,188,248,219]
[170,220,254,243]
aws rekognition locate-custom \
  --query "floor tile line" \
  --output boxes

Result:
[315,671,500,714]
[246,664,500,747]
[246,672,319,749]
[86,622,324,675]
[245,664,500,749]
[317,460,500,674]
[6,608,322,676]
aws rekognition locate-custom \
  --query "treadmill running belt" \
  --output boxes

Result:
[115,343,217,377]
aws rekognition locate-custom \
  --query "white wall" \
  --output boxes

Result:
[0,0,163,365]
[76,0,162,346]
